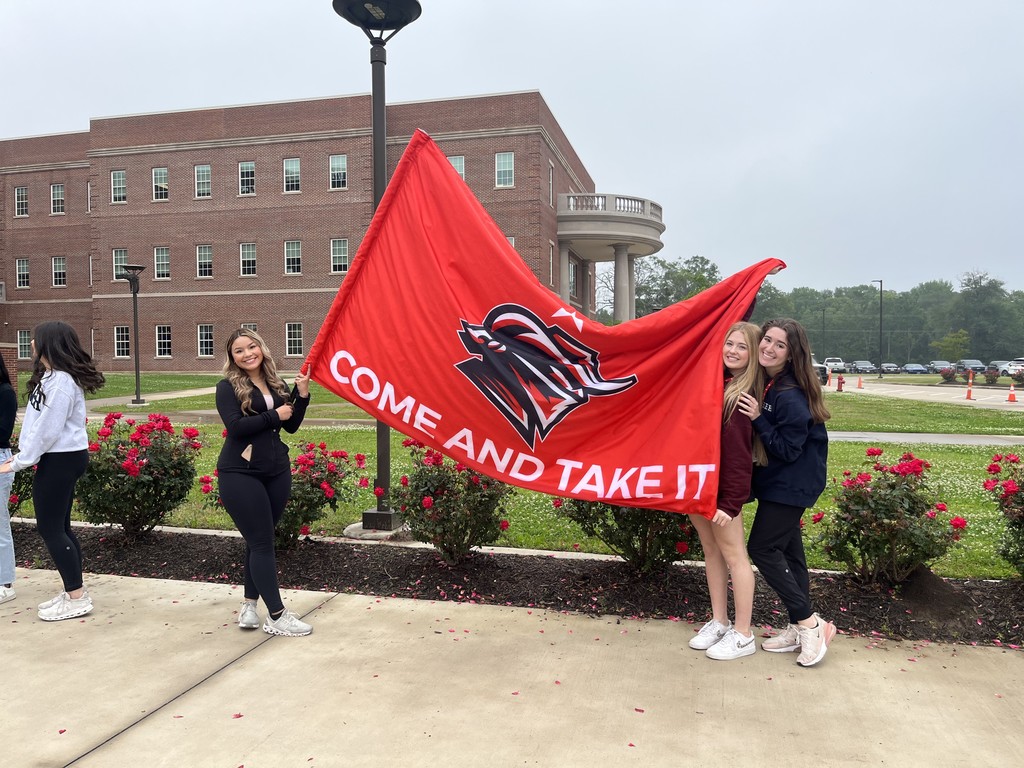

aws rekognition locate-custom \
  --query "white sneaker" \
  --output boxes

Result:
[38,592,93,622]
[262,610,312,637]
[761,623,801,653]
[0,585,15,605]
[706,628,757,660]
[238,601,260,630]
[688,618,731,650]
[39,589,90,612]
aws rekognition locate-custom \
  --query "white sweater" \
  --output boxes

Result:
[11,370,89,471]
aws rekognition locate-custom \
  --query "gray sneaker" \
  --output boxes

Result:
[38,592,93,622]
[262,610,313,637]
[238,601,260,630]
[761,623,801,653]
[688,618,731,650]
[797,614,837,667]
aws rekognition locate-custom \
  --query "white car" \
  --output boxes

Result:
[823,358,846,373]
[1002,359,1024,376]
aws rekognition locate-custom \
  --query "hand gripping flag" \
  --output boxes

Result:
[306,129,784,517]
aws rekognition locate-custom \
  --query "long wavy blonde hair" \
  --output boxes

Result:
[222,328,290,414]
[722,321,768,466]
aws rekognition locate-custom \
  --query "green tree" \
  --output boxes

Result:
[930,329,970,362]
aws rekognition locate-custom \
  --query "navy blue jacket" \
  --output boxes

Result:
[215,379,309,477]
[750,368,828,509]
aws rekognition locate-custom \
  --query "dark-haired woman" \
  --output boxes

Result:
[737,317,835,667]
[0,356,18,606]
[216,329,312,636]
[0,321,105,621]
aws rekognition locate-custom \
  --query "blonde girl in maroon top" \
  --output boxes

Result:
[688,321,766,660]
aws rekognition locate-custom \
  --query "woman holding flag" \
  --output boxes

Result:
[687,321,765,660]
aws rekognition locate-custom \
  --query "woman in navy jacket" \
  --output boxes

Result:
[737,318,836,667]
[216,328,311,637]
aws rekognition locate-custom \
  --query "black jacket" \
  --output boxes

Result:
[215,379,309,476]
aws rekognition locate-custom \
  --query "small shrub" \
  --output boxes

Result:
[815,447,965,584]
[939,367,957,382]
[981,453,1024,577]
[1013,371,1024,386]
[983,370,1000,385]
[553,498,702,576]
[200,440,369,549]
[76,413,203,539]
[390,438,514,565]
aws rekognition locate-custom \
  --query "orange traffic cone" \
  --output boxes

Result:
[965,374,974,400]
[857,375,864,389]
[1009,383,1018,403]
[827,371,832,386]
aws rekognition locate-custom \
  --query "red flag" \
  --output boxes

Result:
[307,130,783,516]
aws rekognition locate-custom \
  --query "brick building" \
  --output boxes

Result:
[0,91,664,374]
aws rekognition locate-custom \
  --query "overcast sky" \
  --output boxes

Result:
[3,1,1020,293]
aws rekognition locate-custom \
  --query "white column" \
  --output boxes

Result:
[613,243,630,323]
[628,255,636,320]
[559,244,571,303]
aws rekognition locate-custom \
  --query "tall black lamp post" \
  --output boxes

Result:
[819,305,826,358]
[333,0,421,531]
[117,263,146,404]
[871,279,883,379]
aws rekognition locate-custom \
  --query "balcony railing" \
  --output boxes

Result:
[562,193,663,222]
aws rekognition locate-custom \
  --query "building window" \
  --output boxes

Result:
[51,184,65,215]
[549,163,554,207]
[330,239,349,274]
[284,241,302,274]
[87,181,91,213]
[197,324,214,357]
[495,152,514,188]
[111,170,127,203]
[114,325,131,359]
[196,245,213,278]
[507,236,515,248]
[569,261,578,298]
[286,323,303,356]
[240,243,257,276]
[16,259,29,288]
[153,168,169,200]
[154,247,170,279]
[239,162,255,195]
[448,155,465,180]
[241,322,258,332]
[52,257,67,287]
[329,154,348,190]
[549,243,555,286]
[15,186,28,217]
[17,330,32,359]
[113,248,128,280]
[195,164,212,198]
[283,158,300,192]
[156,325,172,357]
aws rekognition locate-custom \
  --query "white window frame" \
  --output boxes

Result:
[155,325,172,358]
[14,186,28,217]
[52,256,67,287]
[17,330,32,359]
[197,324,215,357]
[153,167,169,201]
[284,241,302,274]
[495,152,514,188]
[285,322,303,356]
[196,245,213,278]
[448,155,465,180]
[194,164,212,198]
[154,247,170,279]
[329,154,348,190]
[283,158,301,193]
[114,325,131,359]
[240,243,257,277]
[111,170,127,203]
[239,161,255,195]
[113,248,128,281]
[330,238,349,274]
[15,258,29,288]
[51,184,65,215]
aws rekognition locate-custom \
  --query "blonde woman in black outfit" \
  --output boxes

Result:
[216,329,312,636]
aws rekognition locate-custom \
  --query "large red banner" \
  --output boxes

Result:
[306,130,783,517]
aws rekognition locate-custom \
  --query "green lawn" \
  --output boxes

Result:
[15,383,1022,580]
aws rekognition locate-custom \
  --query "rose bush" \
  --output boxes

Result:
[389,438,513,565]
[815,447,965,584]
[200,440,368,548]
[76,413,203,539]
[981,453,1024,576]
[7,433,34,516]
[552,498,702,576]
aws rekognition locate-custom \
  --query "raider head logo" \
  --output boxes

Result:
[456,304,637,449]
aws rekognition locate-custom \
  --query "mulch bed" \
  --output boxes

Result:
[11,522,1023,647]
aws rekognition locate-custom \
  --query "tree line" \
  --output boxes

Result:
[595,257,1023,365]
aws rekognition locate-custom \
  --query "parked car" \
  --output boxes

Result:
[999,359,1024,376]
[881,363,899,373]
[811,357,828,385]
[823,357,846,373]
[901,363,928,374]
[955,359,986,374]
[850,360,878,374]
[927,360,952,373]
[988,361,1010,374]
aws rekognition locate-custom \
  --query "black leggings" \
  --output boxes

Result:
[746,499,814,624]
[218,470,291,616]
[34,450,90,593]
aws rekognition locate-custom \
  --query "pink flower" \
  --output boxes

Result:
[675,542,689,555]
[88,442,101,452]
[926,510,937,519]
[422,496,434,509]
[373,486,385,497]
[299,525,311,536]
[949,516,968,530]
[399,475,409,486]
[499,519,510,531]
[983,478,999,491]
[201,484,213,494]
[9,494,19,505]
[1005,454,1020,464]
[552,499,564,508]
[182,427,199,439]
[987,463,1002,474]
[866,447,883,457]
[811,512,824,524]
[934,502,947,512]
[358,477,369,488]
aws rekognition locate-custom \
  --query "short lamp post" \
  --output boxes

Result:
[116,264,146,404]
[872,279,883,379]
[333,0,421,531]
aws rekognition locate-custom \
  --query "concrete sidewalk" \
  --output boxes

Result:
[5,567,1022,767]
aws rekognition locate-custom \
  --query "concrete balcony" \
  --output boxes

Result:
[557,193,666,263]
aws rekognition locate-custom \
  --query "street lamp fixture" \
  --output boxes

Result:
[871,279,883,379]
[116,264,146,404]
[333,0,421,531]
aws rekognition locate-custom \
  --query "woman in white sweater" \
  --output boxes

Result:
[0,322,105,621]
